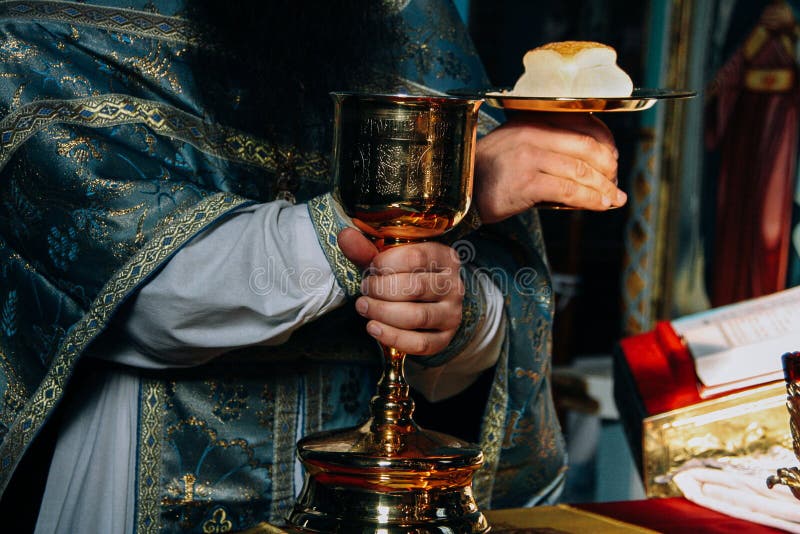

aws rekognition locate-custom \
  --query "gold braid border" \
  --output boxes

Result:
[307,194,362,298]
[473,331,509,508]
[269,381,298,523]
[137,378,165,534]
[0,1,197,44]
[0,94,330,179]
[0,192,250,495]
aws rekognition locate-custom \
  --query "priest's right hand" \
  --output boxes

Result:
[473,111,626,221]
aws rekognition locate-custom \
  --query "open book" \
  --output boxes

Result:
[670,286,800,398]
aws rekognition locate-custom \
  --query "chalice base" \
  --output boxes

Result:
[286,420,490,533]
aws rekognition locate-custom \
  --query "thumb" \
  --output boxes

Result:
[337,228,378,270]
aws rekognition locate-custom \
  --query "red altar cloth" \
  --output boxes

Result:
[576,497,788,533]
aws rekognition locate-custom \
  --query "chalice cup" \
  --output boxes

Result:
[767,351,800,498]
[286,93,489,533]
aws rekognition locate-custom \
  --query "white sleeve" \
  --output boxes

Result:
[115,201,346,368]
[404,269,505,402]
[112,198,504,389]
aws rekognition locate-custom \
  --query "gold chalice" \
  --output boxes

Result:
[767,351,800,498]
[286,92,488,533]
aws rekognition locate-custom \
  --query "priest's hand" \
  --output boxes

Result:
[337,228,463,356]
[473,111,625,222]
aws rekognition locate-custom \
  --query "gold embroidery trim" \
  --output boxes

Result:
[202,507,234,533]
[0,1,198,45]
[307,194,362,298]
[0,94,329,180]
[137,378,165,534]
[473,329,509,507]
[0,192,249,496]
[270,381,297,523]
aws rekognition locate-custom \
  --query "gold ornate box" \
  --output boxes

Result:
[612,322,794,498]
[641,381,791,497]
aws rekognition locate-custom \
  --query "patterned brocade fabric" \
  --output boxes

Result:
[0,0,565,532]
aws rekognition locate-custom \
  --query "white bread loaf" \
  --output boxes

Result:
[510,41,633,97]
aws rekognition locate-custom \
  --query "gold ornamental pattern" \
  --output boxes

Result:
[0,1,198,44]
[0,94,330,180]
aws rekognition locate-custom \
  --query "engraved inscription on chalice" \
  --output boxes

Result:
[348,112,458,204]
[353,143,404,197]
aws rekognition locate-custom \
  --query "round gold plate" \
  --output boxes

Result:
[453,88,696,112]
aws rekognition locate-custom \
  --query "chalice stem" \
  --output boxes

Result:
[368,343,416,454]
[366,238,418,455]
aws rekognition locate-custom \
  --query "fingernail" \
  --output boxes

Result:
[601,195,611,207]
[356,298,368,315]
[367,322,382,337]
[613,148,619,159]
[616,190,627,205]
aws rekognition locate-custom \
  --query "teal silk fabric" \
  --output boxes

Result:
[0,1,565,531]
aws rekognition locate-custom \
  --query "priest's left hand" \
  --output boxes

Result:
[337,228,463,355]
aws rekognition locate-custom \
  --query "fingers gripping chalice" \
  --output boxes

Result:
[286,93,489,533]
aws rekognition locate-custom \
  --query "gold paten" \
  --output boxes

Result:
[642,381,790,497]
[286,93,488,533]
[481,88,695,113]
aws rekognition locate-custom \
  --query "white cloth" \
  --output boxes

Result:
[35,200,505,534]
[34,367,139,534]
[671,450,800,533]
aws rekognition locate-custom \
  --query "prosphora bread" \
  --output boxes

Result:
[510,41,633,98]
